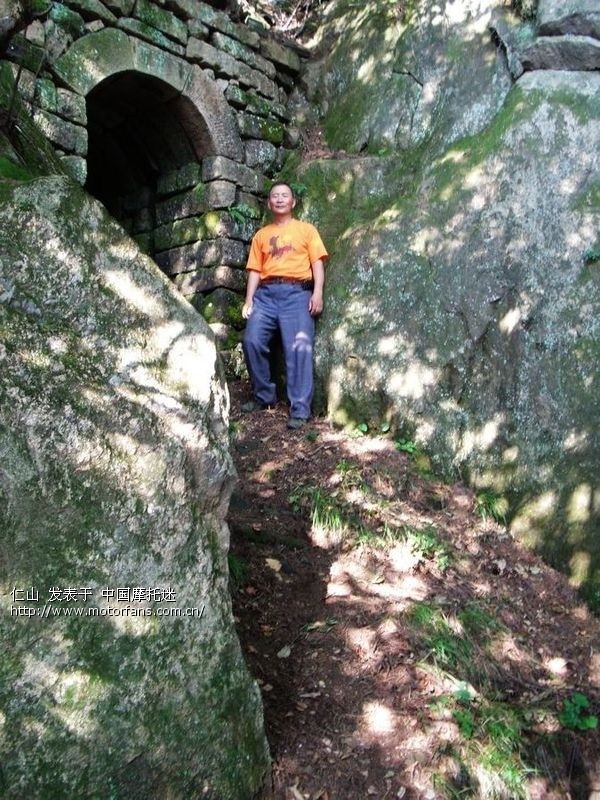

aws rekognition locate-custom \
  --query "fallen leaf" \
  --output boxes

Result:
[245,586,257,595]
[277,645,292,659]
[266,557,282,572]
[289,786,304,800]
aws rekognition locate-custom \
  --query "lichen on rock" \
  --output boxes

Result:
[0,173,270,797]
[298,0,600,607]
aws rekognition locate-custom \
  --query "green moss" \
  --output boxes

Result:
[0,156,36,181]
[259,118,284,145]
[0,64,64,177]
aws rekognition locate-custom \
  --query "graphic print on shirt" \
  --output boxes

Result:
[269,235,295,260]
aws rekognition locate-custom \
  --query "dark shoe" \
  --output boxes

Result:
[241,400,274,413]
[287,417,308,429]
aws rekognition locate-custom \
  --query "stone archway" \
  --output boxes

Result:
[5,6,302,346]
[51,29,259,345]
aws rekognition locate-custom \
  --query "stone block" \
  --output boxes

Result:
[184,1,261,49]
[212,31,276,79]
[260,37,301,73]
[8,62,36,101]
[53,28,135,94]
[59,154,87,184]
[202,155,263,193]
[43,19,74,61]
[155,184,207,226]
[157,162,202,197]
[236,111,284,144]
[84,19,105,32]
[6,36,46,73]
[131,38,191,91]
[33,109,87,156]
[244,139,278,171]
[225,83,289,120]
[198,287,244,328]
[49,3,86,38]
[103,0,135,15]
[154,216,205,251]
[155,243,197,275]
[34,79,87,124]
[187,19,209,39]
[174,265,246,295]
[236,190,263,213]
[196,237,248,267]
[201,210,258,242]
[521,34,600,70]
[134,0,188,44]
[25,20,45,47]
[156,237,247,274]
[538,0,600,39]
[118,18,186,56]
[183,65,244,160]
[205,179,236,208]
[63,0,117,24]
[186,37,278,99]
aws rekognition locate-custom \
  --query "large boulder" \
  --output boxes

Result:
[302,0,514,155]
[308,69,599,605]
[0,173,269,796]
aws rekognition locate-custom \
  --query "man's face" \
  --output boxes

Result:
[268,185,296,216]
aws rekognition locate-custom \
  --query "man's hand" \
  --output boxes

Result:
[309,291,323,316]
[242,301,253,319]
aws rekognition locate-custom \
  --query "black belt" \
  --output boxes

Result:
[259,277,314,290]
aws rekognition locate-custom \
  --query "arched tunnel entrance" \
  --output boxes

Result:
[85,70,210,261]
[82,64,253,348]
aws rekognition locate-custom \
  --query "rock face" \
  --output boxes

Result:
[0,174,269,797]
[303,0,513,156]
[537,0,600,39]
[295,0,600,605]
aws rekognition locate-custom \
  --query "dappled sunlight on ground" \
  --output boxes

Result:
[227,381,600,799]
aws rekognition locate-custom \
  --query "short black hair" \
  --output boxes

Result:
[268,181,296,199]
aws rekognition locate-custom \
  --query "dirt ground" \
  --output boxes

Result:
[226,380,600,800]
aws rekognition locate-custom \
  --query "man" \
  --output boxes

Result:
[242,182,328,429]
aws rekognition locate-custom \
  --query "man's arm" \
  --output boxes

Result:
[242,269,261,319]
[309,259,325,316]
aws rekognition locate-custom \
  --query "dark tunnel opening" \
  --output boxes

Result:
[85,71,212,261]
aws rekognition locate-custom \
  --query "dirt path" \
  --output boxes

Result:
[226,381,600,800]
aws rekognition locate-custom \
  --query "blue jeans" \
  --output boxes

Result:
[243,283,314,418]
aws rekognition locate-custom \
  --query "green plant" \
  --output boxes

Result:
[288,181,307,198]
[405,525,452,572]
[454,707,476,739]
[227,553,248,589]
[408,602,472,672]
[583,245,600,264]
[287,484,353,545]
[395,438,418,454]
[228,203,260,224]
[558,692,598,731]
[304,430,319,442]
[475,489,508,524]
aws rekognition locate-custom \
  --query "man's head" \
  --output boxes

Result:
[267,182,296,217]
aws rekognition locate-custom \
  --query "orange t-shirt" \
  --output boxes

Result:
[246,219,328,280]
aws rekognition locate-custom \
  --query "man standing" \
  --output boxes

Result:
[242,182,328,429]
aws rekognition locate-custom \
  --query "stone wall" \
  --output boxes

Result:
[2,0,303,348]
